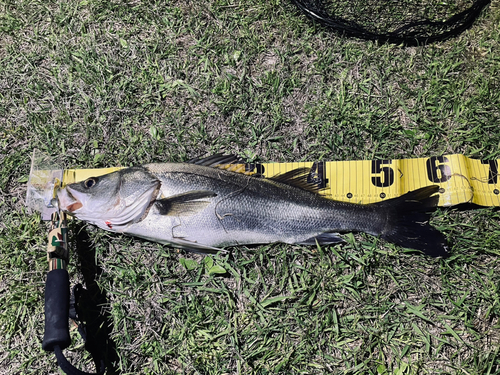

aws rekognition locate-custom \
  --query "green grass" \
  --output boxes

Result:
[1,0,500,374]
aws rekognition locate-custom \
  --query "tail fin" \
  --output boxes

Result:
[375,186,448,257]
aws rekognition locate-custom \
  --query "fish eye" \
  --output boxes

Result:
[83,177,98,189]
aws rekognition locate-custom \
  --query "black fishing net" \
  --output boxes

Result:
[290,0,491,45]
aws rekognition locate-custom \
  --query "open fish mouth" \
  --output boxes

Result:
[57,187,83,212]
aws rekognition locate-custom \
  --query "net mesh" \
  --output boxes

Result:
[290,0,491,45]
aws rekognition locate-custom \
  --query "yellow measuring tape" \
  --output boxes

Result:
[62,154,499,207]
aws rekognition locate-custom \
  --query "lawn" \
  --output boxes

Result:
[1,0,499,374]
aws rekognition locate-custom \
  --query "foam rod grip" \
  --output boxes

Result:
[42,269,71,352]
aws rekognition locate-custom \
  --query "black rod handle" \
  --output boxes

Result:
[42,269,71,352]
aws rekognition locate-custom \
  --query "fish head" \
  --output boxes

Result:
[57,167,160,231]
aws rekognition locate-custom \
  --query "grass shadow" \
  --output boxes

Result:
[73,224,120,375]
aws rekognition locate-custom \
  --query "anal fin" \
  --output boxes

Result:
[296,233,344,246]
[159,238,227,254]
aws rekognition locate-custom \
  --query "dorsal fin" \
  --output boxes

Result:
[270,168,323,194]
[188,154,240,167]
[187,154,256,176]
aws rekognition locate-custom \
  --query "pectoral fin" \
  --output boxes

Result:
[155,190,217,216]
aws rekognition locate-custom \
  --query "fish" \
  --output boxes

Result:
[56,155,449,257]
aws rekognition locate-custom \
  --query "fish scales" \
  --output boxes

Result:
[139,163,382,247]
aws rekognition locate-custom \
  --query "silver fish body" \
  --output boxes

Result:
[57,157,448,256]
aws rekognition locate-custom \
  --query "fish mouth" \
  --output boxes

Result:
[57,187,83,212]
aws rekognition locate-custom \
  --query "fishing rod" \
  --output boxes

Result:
[42,210,105,375]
